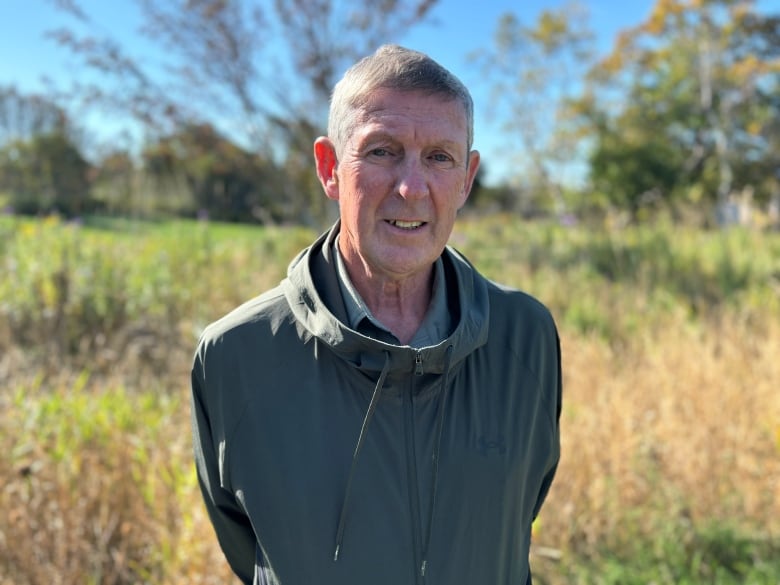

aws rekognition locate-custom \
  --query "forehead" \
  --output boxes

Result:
[352,88,468,144]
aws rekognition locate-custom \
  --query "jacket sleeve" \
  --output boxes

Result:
[532,323,562,522]
[191,356,256,584]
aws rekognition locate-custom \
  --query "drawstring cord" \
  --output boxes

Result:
[333,352,392,561]
[333,345,454,580]
[420,344,454,578]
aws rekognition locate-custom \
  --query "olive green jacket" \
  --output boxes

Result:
[191,222,561,585]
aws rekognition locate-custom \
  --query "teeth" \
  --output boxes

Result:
[392,220,423,229]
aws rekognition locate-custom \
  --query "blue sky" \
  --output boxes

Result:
[2,1,657,86]
[2,0,660,95]
[1,0,776,183]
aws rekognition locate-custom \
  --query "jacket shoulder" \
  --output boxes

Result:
[488,280,556,328]
[484,278,562,417]
[198,284,289,347]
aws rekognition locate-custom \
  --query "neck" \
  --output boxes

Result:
[351,266,434,345]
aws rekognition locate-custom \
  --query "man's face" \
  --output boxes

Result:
[315,88,480,284]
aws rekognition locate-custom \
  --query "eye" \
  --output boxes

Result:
[370,148,391,157]
[430,152,454,164]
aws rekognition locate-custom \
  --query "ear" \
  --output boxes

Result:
[314,137,340,201]
[458,150,481,209]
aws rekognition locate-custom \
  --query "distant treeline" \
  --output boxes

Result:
[1,0,779,226]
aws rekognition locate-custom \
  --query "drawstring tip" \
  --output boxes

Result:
[333,545,340,562]
[420,559,427,577]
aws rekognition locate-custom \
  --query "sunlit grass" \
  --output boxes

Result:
[1,213,779,583]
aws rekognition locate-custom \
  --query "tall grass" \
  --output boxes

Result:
[1,214,778,584]
[0,373,218,584]
[452,215,780,583]
[0,216,312,383]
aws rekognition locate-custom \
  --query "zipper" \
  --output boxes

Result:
[404,356,425,585]
[415,351,424,376]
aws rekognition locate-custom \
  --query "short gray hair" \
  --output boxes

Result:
[328,44,474,156]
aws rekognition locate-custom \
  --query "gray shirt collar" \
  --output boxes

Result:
[333,235,452,348]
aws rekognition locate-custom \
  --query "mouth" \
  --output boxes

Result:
[387,219,426,230]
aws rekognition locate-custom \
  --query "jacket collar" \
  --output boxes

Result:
[282,221,490,377]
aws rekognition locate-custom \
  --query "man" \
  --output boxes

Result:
[191,44,561,585]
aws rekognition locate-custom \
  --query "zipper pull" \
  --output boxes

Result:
[414,353,424,376]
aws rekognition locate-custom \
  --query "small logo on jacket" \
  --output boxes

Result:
[478,435,506,456]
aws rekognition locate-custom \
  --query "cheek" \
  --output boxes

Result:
[339,185,374,228]
[355,166,390,192]
[437,178,469,212]
[350,170,391,209]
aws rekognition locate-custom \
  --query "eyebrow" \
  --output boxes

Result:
[357,129,466,154]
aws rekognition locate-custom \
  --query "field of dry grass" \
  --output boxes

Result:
[1,214,778,584]
[539,316,780,582]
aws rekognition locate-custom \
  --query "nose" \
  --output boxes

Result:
[397,158,430,200]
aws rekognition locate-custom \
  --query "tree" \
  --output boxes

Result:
[90,149,137,215]
[0,87,91,216]
[141,123,286,222]
[0,85,69,145]
[0,133,91,216]
[580,0,780,219]
[588,121,684,216]
[46,0,439,225]
[473,2,596,216]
